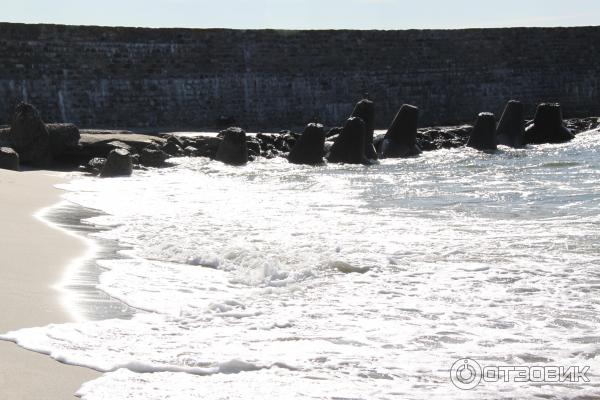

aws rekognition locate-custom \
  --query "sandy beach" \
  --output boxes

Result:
[0,169,99,399]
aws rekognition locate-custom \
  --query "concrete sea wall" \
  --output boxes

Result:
[0,23,599,129]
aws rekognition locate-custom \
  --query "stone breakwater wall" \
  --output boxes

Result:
[0,22,599,129]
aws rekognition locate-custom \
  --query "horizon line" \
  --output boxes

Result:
[2,20,600,31]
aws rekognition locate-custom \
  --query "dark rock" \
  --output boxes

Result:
[8,103,51,166]
[0,147,19,171]
[81,157,106,175]
[350,99,377,160]
[327,117,368,164]
[256,133,274,144]
[74,132,165,159]
[565,117,600,134]
[161,140,184,156]
[256,133,275,153]
[466,112,497,151]
[412,124,473,151]
[0,127,10,147]
[46,123,81,156]
[416,138,437,151]
[139,144,170,167]
[166,134,185,148]
[247,137,261,157]
[79,132,165,152]
[275,134,296,153]
[496,100,525,148]
[184,135,222,158]
[452,126,473,139]
[288,123,325,165]
[379,104,422,158]
[427,125,472,150]
[215,127,248,165]
[184,146,200,156]
[523,103,574,144]
[256,133,294,156]
[100,149,133,177]
[58,131,159,168]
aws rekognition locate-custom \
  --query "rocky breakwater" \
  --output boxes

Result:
[0,102,172,176]
[0,103,80,170]
[1,99,598,176]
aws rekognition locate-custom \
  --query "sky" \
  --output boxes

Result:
[2,0,600,30]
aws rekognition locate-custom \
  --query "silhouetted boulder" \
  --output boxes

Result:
[350,99,377,160]
[8,103,51,166]
[288,123,326,165]
[215,127,248,165]
[277,133,297,153]
[100,149,133,177]
[496,100,525,148]
[46,123,81,155]
[161,141,184,156]
[166,135,185,148]
[247,137,261,157]
[379,104,422,158]
[466,112,497,151]
[184,136,221,158]
[327,117,369,164]
[0,147,19,171]
[81,157,107,175]
[0,127,9,146]
[139,144,170,167]
[523,103,574,144]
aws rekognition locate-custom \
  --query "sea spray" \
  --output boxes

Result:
[3,130,600,399]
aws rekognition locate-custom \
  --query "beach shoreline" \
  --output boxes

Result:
[0,169,100,399]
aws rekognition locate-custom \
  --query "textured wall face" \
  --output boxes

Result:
[0,23,598,129]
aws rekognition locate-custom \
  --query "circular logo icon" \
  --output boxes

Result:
[450,358,482,390]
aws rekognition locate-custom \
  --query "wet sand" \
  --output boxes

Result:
[0,169,100,399]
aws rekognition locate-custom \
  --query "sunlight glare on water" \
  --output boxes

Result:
[3,130,600,399]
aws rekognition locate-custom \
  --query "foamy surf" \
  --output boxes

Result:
[2,131,600,399]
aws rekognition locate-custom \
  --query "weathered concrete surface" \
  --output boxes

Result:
[1,23,600,130]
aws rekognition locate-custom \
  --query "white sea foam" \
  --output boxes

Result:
[3,131,600,399]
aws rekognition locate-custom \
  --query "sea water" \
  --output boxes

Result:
[2,130,600,399]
